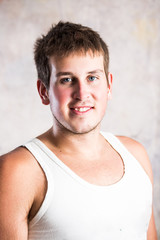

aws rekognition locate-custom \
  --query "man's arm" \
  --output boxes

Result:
[117,136,157,240]
[0,147,38,239]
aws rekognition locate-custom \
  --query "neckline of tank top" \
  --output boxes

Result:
[32,133,128,190]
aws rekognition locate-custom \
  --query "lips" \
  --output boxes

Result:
[74,107,91,112]
[70,106,93,113]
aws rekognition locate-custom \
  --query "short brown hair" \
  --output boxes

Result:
[34,21,109,89]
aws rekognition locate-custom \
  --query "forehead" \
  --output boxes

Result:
[50,51,104,73]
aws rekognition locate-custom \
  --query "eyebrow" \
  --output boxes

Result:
[56,72,73,77]
[56,69,104,77]
[87,69,104,74]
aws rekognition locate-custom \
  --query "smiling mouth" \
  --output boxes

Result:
[71,107,93,113]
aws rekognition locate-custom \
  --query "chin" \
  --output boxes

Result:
[53,115,101,134]
[66,123,101,135]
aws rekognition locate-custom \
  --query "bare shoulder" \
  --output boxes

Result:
[0,146,47,237]
[0,146,45,221]
[1,146,34,167]
[116,136,153,183]
[0,146,39,185]
[0,146,35,185]
[0,147,35,207]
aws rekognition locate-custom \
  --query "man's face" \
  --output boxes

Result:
[48,52,112,134]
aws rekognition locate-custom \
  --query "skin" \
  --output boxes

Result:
[0,52,157,239]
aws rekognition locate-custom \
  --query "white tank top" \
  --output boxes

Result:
[24,132,152,240]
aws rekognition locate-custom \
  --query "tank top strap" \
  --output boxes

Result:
[101,132,152,188]
[101,132,130,156]
[23,139,54,228]
[101,132,132,170]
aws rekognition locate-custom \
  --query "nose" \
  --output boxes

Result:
[72,80,90,101]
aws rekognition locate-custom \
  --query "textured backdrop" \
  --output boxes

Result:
[0,0,159,237]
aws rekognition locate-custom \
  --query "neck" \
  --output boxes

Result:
[46,125,105,157]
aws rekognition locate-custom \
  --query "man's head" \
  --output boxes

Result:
[34,21,109,89]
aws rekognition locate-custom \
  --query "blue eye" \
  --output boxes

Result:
[60,78,72,84]
[88,76,97,81]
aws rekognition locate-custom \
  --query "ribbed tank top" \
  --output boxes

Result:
[23,132,152,240]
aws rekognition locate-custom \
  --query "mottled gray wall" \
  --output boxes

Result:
[0,0,159,237]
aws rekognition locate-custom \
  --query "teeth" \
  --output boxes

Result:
[74,107,90,112]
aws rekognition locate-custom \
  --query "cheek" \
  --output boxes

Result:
[52,87,71,107]
[96,86,108,102]
[95,87,108,112]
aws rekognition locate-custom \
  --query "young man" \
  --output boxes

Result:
[0,22,157,239]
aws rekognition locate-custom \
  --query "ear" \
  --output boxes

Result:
[107,72,113,100]
[37,80,50,105]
